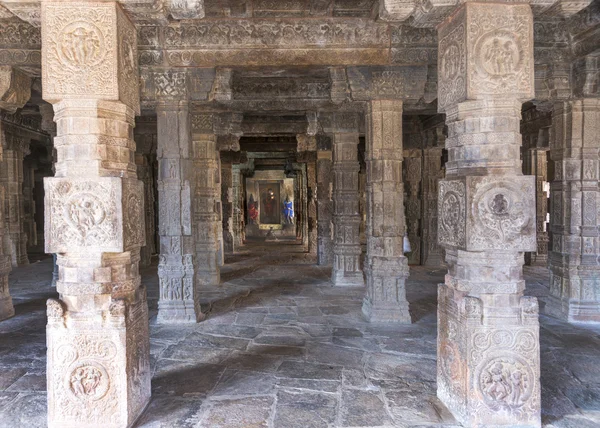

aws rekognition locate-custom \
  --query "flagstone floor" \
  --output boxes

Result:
[0,245,599,427]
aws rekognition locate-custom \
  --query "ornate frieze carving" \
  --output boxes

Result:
[346,65,427,100]
[169,0,205,19]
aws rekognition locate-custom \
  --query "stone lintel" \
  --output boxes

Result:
[347,65,428,101]
[0,66,31,113]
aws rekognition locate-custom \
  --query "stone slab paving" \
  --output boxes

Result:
[0,249,599,427]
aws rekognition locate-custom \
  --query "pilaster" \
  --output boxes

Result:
[547,98,600,322]
[317,135,334,265]
[156,101,202,323]
[0,126,13,321]
[41,2,151,426]
[362,100,410,323]
[330,120,364,286]
[436,3,540,427]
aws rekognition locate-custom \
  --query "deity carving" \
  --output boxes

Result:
[59,23,104,69]
[67,362,110,402]
[477,356,534,411]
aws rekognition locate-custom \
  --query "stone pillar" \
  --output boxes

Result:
[526,147,550,266]
[362,100,410,322]
[317,134,334,265]
[156,101,202,323]
[422,124,446,267]
[331,130,364,286]
[134,119,157,268]
[436,3,540,427]
[0,130,14,321]
[40,103,59,285]
[307,160,318,256]
[41,1,150,426]
[404,150,422,265]
[547,99,600,322]
[0,132,29,267]
[192,131,221,286]
[215,150,224,266]
[22,158,37,250]
[232,165,244,251]
[221,158,234,255]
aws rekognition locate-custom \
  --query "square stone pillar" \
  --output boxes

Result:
[156,101,203,323]
[362,100,410,322]
[41,2,150,426]
[317,146,334,265]
[0,132,30,267]
[526,147,550,266]
[221,158,234,255]
[331,131,364,286]
[547,99,600,322]
[0,136,14,321]
[192,133,221,286]
[232,165,244,251]
[436,3,541,427]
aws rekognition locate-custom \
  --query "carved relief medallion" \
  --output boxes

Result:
[66,361,110,402]
[58,22,106,69]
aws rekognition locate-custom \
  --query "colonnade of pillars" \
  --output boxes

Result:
[0,1,595,427]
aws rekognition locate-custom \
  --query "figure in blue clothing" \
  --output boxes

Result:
[283,196,294,224]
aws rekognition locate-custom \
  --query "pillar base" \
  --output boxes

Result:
[157,300,205,324]
[437,286,541,428]
[0,295,14,321]
[362,298,411,323]
[331,270,364,287]
[47,292,151,428]
[543,294,600,324]
[196,271,220,287]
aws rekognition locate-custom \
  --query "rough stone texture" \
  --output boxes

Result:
[41,2,150,426]
[0,126,13,322]
[362,100,410,323]
[436,3,541,427]
[156,101,202,324]
[331,131,364,287]
[547,99,600,323]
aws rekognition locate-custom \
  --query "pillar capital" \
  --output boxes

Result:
[437,2,534,113]
[41,0,140,114]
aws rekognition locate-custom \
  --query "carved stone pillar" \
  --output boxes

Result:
[307,160,318,256]
[232,165,244,251]
[40,103,59,285]
[156,101,201,323]
[362,100,410,323]
[22,158,37,250]
[317,144,334,265]
[41,1,150,426]
[215,150,224,266]
[0,132,29,266]
[404,150,422,265]
[547,99,600,322]
[0,130,13,321]
[221,158,234,255]
[331,129,363,286]
[422,123,446,267]
[192,114,221,286]
[525,148,550,266]
[436,3,540,427]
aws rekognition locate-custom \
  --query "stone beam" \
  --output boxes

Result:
[0,66,31,113]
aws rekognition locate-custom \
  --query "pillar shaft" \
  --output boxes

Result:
[422,127,445,266]
[331,132,363,286]
[317,148,334,265]
[526,148,549,266]
[0,132,14,321]
[156,102,202,323]
[547,99,600,322]
[42,3,151,425]
[404,150,422,265]
[232,165,244,250]
[193,133,221,286]
[363,100,410,322]
[0,133,29,266]
[436,3,540,427]
[221,160,234,254]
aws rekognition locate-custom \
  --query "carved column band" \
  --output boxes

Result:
[547,99,600,323]
[436,3,540,427]
[362,100,410,323]
[156,101,203,324]
[41,2,150,426]
[0,125,14,322]
[331,131,364,286]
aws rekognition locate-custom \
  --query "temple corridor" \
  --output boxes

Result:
[1,249,599,427]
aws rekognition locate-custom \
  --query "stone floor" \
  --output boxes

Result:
[1,244,600,427]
